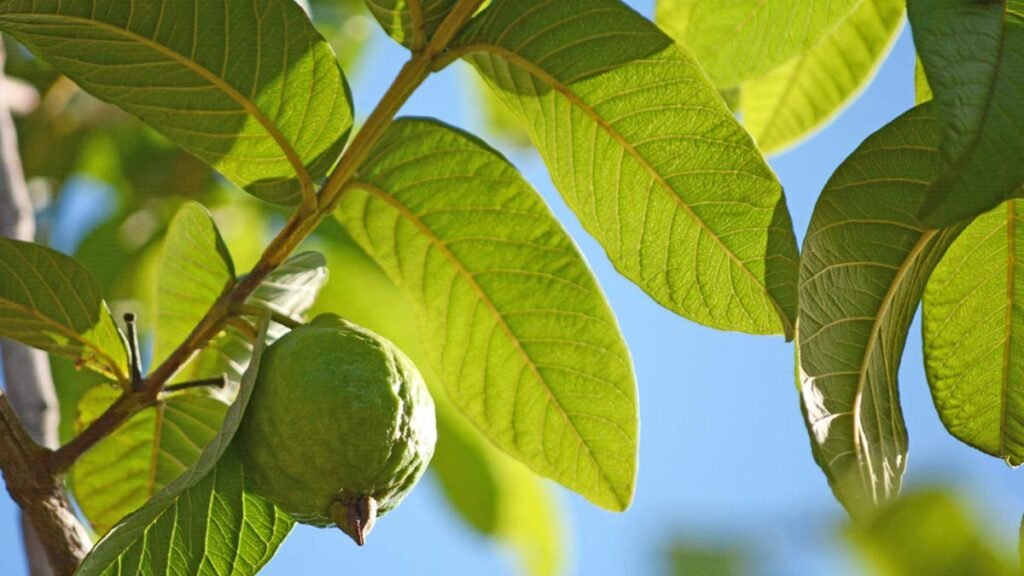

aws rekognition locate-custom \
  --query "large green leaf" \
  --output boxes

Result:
[450,0,800,337]
[154,202,235,367]
[847,490,1014,575]
[71,386,228,535]
[922,200,1024,464]
[908,0,1024,227]
[0,238,128,382]
[365,0,455,48]
[740,0,904,154]
[77,316,294,576]
[310,226,565,575]
[0,0,353,205]
[336,117,637,510]
[655,0,860,87]
[798,104,966,517]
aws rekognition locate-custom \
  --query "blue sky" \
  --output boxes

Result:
[3,2,1023,575]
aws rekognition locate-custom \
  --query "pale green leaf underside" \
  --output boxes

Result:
[741,0,904,154]
[77,317,294,576]
[655,0,859,87]
[178,251,329,394]
[155,202,235,367]
[71,387,227,535]
[922,200,1024,464]
[336,117,638,510]
[0,238,127,382]
[909,0,1024,227]
[365,0,455,47]
[798,104,966,517]
[452,0,799,337]
[0,0,353,205]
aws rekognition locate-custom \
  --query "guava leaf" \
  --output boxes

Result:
[798,104,967,517]
[178,251,329,393]
[655,0,860,87]
[847,490,1014,575]
[739,0,905,154]
[922,200,1024,464]
[337,117,637,510]
[71,387,228,535]
[0,0,353,205]
[914,56,933,104]
[0,238,128,383]
[76,315,295,576]
[364,0,455,48]
[451,0,800,337]
[154,202,235,367]
[908,0,1024,227]
[309,229,565,575]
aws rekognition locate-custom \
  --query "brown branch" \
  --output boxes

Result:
[1,392,88,576]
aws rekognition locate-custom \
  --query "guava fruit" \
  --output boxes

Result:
[237,313,436,545]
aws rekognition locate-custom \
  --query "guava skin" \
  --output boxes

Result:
[237,314,436,544]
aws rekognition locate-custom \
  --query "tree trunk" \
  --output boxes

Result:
[0,39,89,576]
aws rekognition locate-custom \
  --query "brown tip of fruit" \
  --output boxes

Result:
[330,494,377,546]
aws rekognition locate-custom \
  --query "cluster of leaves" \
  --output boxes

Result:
[0,0,1022,574]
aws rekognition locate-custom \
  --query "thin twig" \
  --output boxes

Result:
[230,303,303,330]
[123,313,143,391]
[164,375,228,394]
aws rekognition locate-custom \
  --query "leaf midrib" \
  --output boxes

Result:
[751,0,903,152]
[452,43,794,336]
[1000,200,1017,456]
[849,228,935,502]
[347,180,629,507]
[0,12,314,194]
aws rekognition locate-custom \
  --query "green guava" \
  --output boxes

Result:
[237,313,436,545]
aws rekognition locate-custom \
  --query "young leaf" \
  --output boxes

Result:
[0,238,128,382]
[655,0,859,87]
[740,0,905,154]
[336,118,638,511]
[0,0,353,205]
[450,0,800,337]
[908,0,1024,227]
[71,386,228,535]
[76,315,295,576]
[177,252,329,392]
[365,0,455,48]
[154,202,235,367]
[922,200,1024,464]
[798,104,966,517]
